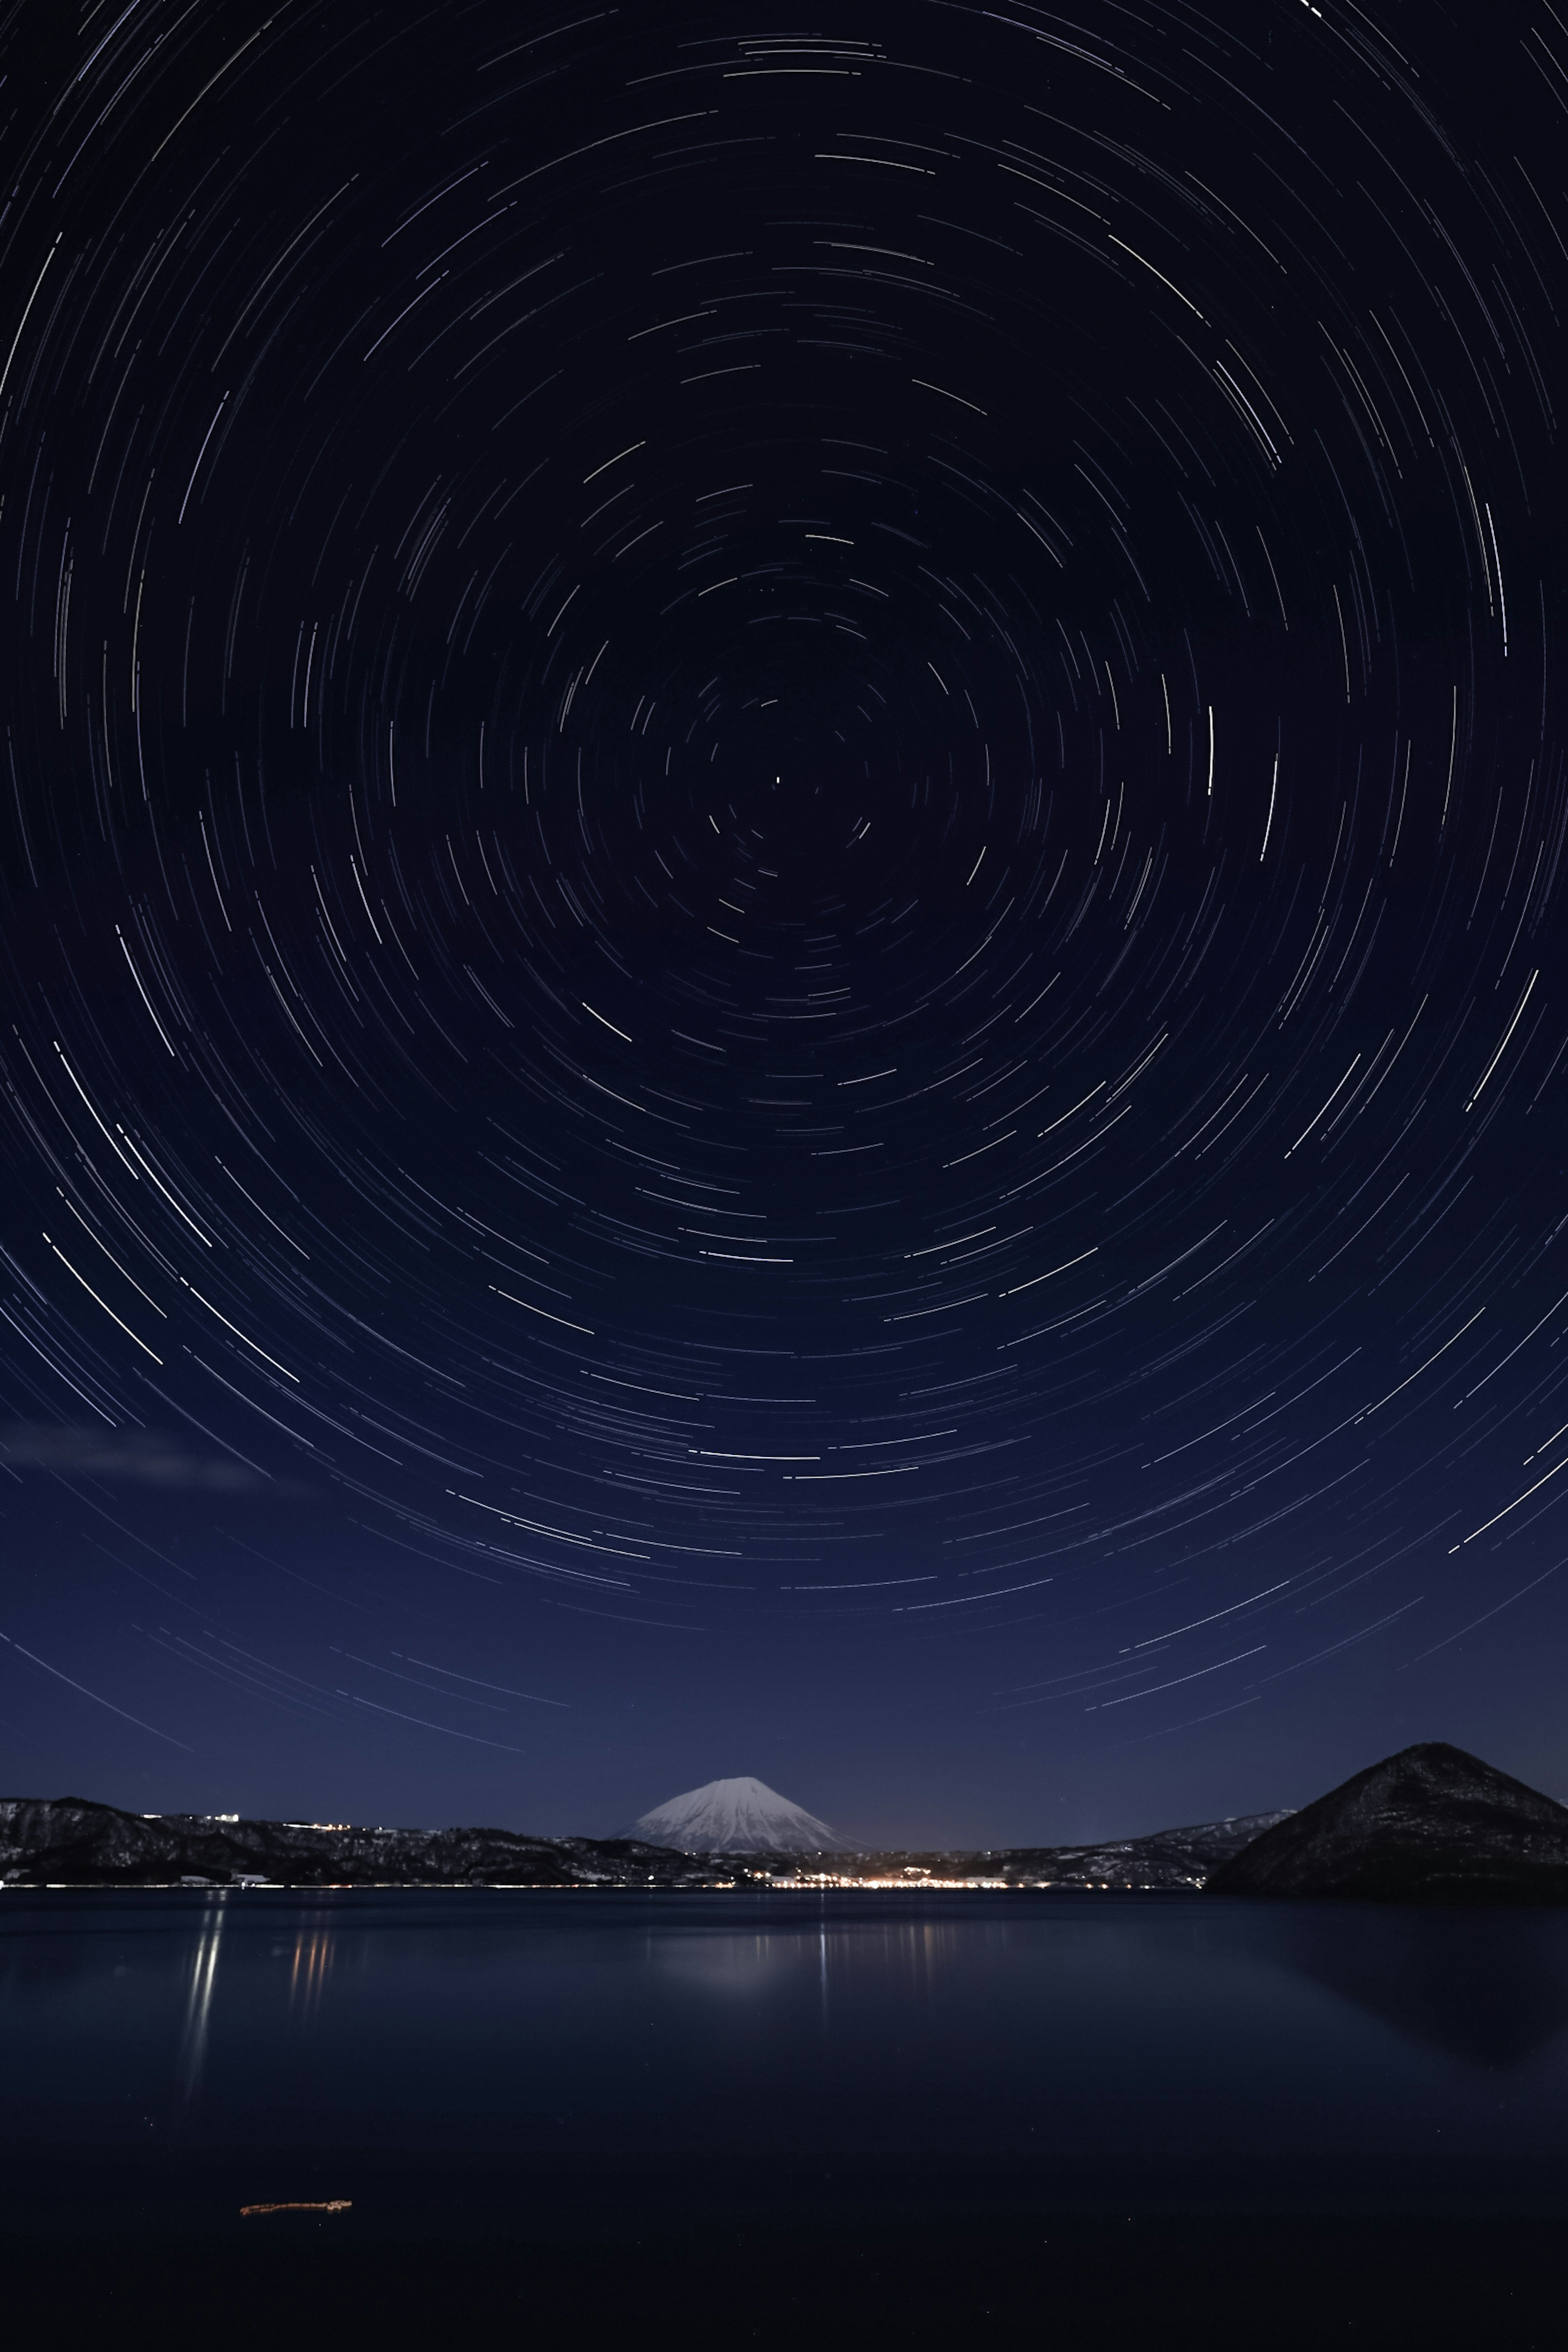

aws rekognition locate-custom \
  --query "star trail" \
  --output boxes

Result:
[1,0,1566,1841]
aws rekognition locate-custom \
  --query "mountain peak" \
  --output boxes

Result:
[1207,1742,1568,1903]
[625,1775,848,1854]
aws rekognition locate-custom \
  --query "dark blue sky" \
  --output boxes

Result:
[2,0,1567,1846]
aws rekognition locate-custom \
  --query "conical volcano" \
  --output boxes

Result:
[1206,1742,1568,1904]
[626,1776,847,1855]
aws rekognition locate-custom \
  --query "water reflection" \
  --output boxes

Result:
[3,1889,1568,2333]
[1258,1904,1568,2066]
[652,1909,984,2011]
[287,1924,334,2020]
[176,1895,227,2100]
[655,1928,801,1997]
[646,1898,1568,2071]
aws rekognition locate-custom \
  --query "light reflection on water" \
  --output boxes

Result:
[176,1895,227,2101]
[9,1887,1568,2087]
[4,1888,1568,2243]
[4,1889,1566,2335]
[286,1923,335,2020]
[651,1912,973,2003]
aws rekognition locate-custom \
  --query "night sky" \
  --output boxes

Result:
[2,0,1566,1848]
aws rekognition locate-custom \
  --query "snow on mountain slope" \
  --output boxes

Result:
[626,1776,848,1854]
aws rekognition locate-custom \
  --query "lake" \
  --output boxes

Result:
[2,1887,1565,2343]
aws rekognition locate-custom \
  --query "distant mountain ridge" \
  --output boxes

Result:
[967,1809,1295,1889]
[0,1796,724,1890]
[0,1790,1290,1889]
[10,1746,1564,1899]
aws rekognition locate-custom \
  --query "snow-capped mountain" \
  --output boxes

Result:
[626,1775,849,1854]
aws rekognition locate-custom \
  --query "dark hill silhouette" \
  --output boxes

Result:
[1207,1743,1568,1905]
[0,1791,1289,1888]
[0,1793,722,1889]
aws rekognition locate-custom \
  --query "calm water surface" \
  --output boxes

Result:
[2,1887,1565,2342]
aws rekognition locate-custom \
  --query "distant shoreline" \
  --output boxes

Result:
[3,1874,1202,1893]
[2,1791,1286,1893]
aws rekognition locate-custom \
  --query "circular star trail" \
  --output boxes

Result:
[1,1,1565,1827]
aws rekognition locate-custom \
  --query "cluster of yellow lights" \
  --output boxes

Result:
[763,1873,1025,1890]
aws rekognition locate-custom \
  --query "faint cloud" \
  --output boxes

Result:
[1,1424,271,1493]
